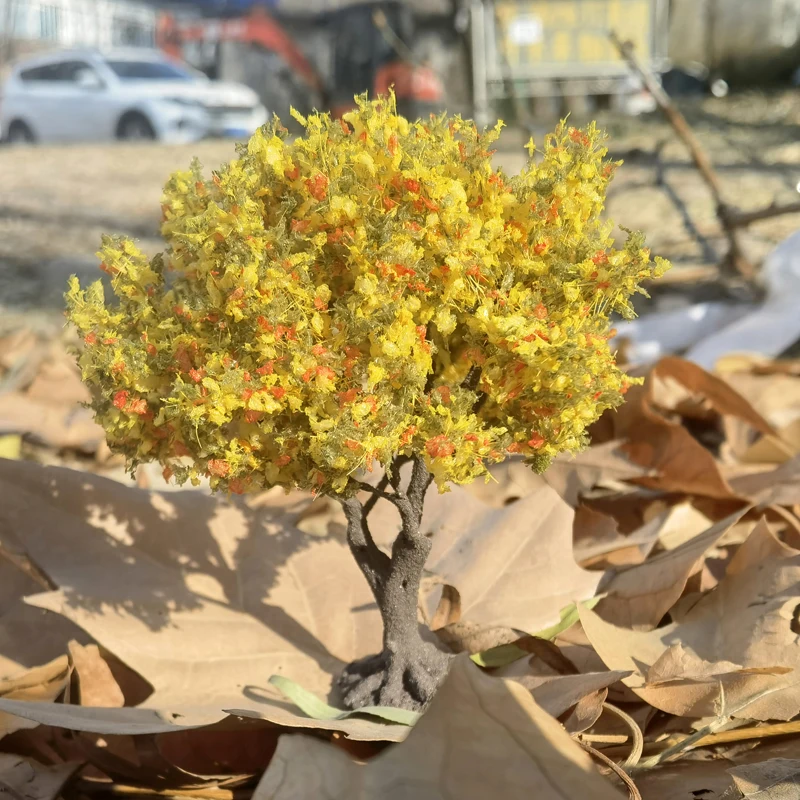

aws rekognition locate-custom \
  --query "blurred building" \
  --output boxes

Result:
[0,0,156,59]
[669,0,800,83]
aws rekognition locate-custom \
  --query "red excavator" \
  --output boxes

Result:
[156,2,444,122]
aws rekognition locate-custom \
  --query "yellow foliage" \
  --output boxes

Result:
[65,93,668,495]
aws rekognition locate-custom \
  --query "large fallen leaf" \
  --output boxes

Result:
[596,507,749,629]
[0,755,82,800]
[253,656,625,800]
[580,519,800,720]
[362,469,604,632]
[728,758,800,799]
[0,459,407,740]
[422,476,604,631]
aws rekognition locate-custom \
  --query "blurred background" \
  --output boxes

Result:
[3,0,800,359]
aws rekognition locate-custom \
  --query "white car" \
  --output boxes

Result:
[0,48,269,144]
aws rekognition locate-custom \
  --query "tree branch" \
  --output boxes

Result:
[339,496,391,596]
[407,455,433,511]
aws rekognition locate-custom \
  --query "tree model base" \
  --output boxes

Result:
[337,637,453,711]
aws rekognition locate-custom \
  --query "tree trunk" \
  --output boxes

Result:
[336,458,452,711]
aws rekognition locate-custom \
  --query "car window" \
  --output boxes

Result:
[104,60,194,81]
[19,60,97,83]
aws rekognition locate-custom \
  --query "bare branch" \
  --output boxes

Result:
[361,473,392,517]
[356,481,396,504]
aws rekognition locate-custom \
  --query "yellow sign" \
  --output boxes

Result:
[494,0,656,71]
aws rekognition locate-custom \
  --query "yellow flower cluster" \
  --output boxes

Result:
[66,94,668,494]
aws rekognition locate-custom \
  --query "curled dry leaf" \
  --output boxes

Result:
[596,508,749,629]
[67,642,124,708]
[253,656,625,800]
[543,440,652,508]
[0,656,71,739]
[572,506,664,570]
[514,671,631,734]
[429,585,461,632]
[434,621,522,656]
[729,455,800,508]
[593,357,775,501]
[580,519,800,720]
[0,754,82,800]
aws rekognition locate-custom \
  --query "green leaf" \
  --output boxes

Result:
[470,596,604,669]
[471,642,529,668]
[534,595,603,641]
[268,675,420,726]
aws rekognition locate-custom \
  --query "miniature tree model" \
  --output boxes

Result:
[66,94,667,711]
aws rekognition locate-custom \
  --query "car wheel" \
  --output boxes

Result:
[6,120,35,145]
[117,112,156,141]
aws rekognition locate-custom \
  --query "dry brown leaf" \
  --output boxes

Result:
[729,455,800,508]
[543,441,650,508]
[24,348,91,407]
[728,758,800,799]
[433,621,522,655]
[0,398,103,451]
[648,358,774,434]
[0,460,402,740]
[622,418,738,498]
[467,457,543,506]
[596,508,749,629]
[654,502,715,550]
[253,655,625,800]
[68,642,124,708]
[593,357,775,500]
[580,519,800,720]
[722,371,800,426]
[0,556,90,680]
[0,754,82,800]
[0,656,71,739]
[429,585,461,631]
[633,737,800,799]
[560,690,608,735]
[154,720,281,778]
[0,330,39,372]
[421,477,604,631]
[514,671,630,734]
[574,506,679,569]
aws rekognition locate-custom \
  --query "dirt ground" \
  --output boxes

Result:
[3,89,800,330]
